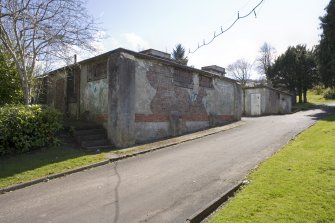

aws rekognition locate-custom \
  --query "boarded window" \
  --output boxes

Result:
[87,60,107,81]
[173,69,193,89]
[199,75,213,88]
[55,79,66,112]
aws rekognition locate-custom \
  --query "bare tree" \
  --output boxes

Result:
[227,59,252,87]
[256,42,276,78]
[0,0,101,104]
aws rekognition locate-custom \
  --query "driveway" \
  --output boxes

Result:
[0,106,333,223]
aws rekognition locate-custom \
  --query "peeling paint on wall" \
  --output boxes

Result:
[83,78,108,119]
[203,79,235,115]
[135,60,156,114]
[45,49,243,148]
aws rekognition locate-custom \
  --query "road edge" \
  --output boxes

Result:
[1,121,245,194]
[186,181,244,223]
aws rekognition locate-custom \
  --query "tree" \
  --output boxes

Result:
[0,0,100,104]
[0,46,23,105]
[172,44,188,65]
[227,59,252,87]
[318,0,335,88]
[256,42,276,77]
[268,45,318,103]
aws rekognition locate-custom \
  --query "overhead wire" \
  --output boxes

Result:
[187,0,265,56]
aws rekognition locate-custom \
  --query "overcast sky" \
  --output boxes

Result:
[85,0,330,79]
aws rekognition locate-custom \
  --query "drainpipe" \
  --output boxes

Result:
[74,54,80,120]
[243,88,246,116]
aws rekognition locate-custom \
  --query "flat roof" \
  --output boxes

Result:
[46,48,239,84]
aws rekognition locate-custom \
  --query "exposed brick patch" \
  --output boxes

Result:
[135,114,169,122]
[217,115,234,121]
[95,113,108,122]
[173,68,193,89]
[182,114,209,121]
[147,64,208,116]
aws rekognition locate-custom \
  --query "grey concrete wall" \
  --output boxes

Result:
[244,87,292,116]
[279,93,292,114]
[108,52,136,148]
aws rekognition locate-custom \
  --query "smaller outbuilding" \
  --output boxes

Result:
[243,86,293,116]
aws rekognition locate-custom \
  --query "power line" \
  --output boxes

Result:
[187,0,265,56]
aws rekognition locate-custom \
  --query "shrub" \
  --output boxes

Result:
[0,104,62,156]
[311,85,325,95]
[323,88,335,99]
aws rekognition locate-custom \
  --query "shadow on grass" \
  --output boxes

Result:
[292,102,317,112]
[307,104,335,121]
[0,142,111,184]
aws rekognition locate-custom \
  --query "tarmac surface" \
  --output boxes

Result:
[0,106,333,223]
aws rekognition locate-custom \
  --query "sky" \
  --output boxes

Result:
[85,0,330,79]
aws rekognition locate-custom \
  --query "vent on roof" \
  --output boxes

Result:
[201,65,226,77]
[140,49,171,60]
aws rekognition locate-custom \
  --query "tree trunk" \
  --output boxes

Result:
[303,89,308,103]
[19,69,31,105]
[298,91,303,103]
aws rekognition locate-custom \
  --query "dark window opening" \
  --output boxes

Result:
[87,60,107,81]
[199,76,213,88]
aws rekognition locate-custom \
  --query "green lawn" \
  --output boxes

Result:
[293,90,335,111]
[306,90,335,104]
[308,93,335,104]
[209,114,335,223]
[0,145,108,189]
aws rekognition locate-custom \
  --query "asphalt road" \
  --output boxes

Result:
[0,106,333,223]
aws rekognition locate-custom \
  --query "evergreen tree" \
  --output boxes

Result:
[172,44,188,65]
[318,0,335,88]
[0,47,23,105]
[268,45,318,103]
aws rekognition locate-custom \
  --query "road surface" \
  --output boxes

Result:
[0,106,333,223]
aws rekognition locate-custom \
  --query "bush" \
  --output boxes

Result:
[0,104,62,156]
[311,85,325,95]
[323,88,335,99]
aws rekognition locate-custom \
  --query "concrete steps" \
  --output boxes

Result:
[66,120,112,152]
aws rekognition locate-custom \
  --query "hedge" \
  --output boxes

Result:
[0,104,62,156]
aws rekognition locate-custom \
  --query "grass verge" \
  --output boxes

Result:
[209,113,335,223]
[293,90,335,112]
[307,91,335,104]
[0,145,108,189]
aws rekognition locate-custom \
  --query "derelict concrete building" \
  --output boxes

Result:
[43,48,243,148]
[243,86,292,116]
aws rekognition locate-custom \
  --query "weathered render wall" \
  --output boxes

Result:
[45,49,243,148]
[107,51,242,147]
[79,62,108,127]
[279,93,292,114]
[244,87,292,116]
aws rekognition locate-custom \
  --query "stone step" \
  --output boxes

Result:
[80,139,110,148]
[73,128,106,137]
[64,120,102,130]
[75,133,107,142]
